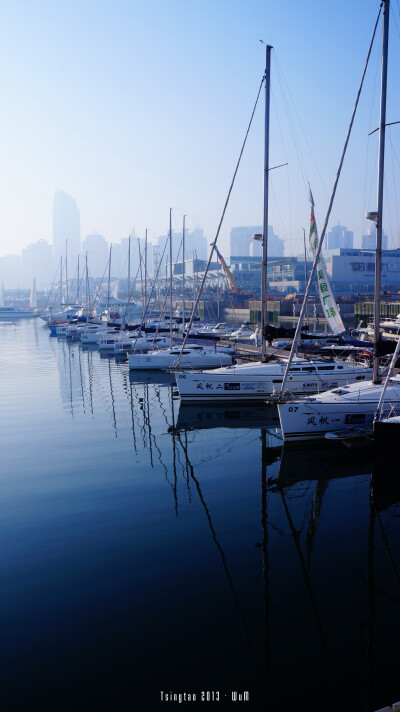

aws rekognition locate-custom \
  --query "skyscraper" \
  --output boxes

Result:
[327,224,353,249]
[362,227,389,251]
[230,225,284,257]
[21,239,54,288]
[53,191,81,277]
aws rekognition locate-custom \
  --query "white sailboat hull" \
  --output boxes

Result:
[278,378,400,441]
[176,360,373,402]
[0,308,35,319]
[129,347,234,371]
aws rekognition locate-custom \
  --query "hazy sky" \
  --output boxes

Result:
[0,0,399,260]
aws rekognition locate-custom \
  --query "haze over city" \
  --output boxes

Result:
[1,0,400,268]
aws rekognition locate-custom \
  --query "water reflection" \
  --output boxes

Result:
[175,403,280,432]
[31,328,400,709]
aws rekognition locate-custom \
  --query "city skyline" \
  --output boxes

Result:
[0,1,399,266]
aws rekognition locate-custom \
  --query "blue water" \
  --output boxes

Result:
[1,319,400,711]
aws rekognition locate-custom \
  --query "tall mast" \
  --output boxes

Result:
[138,239,144,321]
[373,0,390,384]
[60,256,63,307]
[107,244,112,312]
[261,45,272,363]
[182,215,187,329]
[169,208,173,347]
[303,228,308,325]
[128,235,131,301]
[85,252,89,314]
[65,239,69,306]
[145,228,148,312]
[76,254,80,306]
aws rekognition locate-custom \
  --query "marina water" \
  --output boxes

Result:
[1,319,400,711]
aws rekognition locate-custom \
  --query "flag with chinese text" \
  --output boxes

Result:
[309,190,345,334]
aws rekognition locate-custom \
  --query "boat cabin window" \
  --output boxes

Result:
[317,366,335,371]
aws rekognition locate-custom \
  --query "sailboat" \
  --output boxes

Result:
[29,278,37,311]
[176,46,372,403]
[278,0,400,442]
[0,281,36,319]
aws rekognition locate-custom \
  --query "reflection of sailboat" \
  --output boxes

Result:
[173,426,260,669]
[276,442,373,485]
[175,403,280,432]
[128,370,177,388]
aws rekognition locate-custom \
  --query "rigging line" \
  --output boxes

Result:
[91,255,110,307]
[269,83,293,242]
[391,0,400,38]
[361,34,382,220]
[131,233,170,347]
[280,3,382,390]
[176,73,265,362]
[384,173,395,249]
[386,132,400,171]
[269,181,288,254]
[272,52,339,223]
[122,261,142,326]
[43,259,62,311]
[387,129,400,245]
[153,232,186,335]
[271,57,308,199]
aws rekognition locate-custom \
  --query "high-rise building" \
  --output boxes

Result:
[362,228,389,251]
[230,225,284,258]
[187,228,207,262]
[327,224,353,249]
[230,226,261,257]
[21,239,54,288]
[82,234,109,278]
[157,227,207,274]
[53,191,81,277]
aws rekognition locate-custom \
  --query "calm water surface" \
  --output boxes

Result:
[1,320,400,711]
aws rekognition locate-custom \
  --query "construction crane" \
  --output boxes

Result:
[214,246,241,293]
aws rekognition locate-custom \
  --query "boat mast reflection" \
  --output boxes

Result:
[173,426,260,670]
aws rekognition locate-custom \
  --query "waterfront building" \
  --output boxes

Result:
[230,255,309,297]
[218,248,400,297]
[323,247,400,295]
